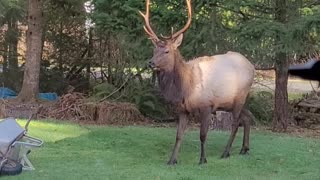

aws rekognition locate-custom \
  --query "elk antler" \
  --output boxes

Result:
[139,0,192,41]
[171,0,192,39]
[139,0,160,42]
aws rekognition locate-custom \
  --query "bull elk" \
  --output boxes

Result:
[139,0,255,165]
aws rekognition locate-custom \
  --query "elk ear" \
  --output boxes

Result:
[173,34,184,49]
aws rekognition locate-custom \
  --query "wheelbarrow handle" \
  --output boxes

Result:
[25,105,43,132]
[12,135,43,147]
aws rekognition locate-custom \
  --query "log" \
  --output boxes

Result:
[211,109,257,131]
[294,112,320,128]
[212,111,232,131]
[298,102,320,109]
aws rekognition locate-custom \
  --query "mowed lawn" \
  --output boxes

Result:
[2,120,320,180]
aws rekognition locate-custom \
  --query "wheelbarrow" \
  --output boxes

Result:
[0,115,43,176]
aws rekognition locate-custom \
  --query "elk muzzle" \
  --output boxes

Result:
[148,61,159,70]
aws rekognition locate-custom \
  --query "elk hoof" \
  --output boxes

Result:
[167,159,177,165]
[240,148,250,155]
[221,151,230,158]
[199,158,207,165]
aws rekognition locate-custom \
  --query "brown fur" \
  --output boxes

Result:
[140,0,253,165]
[157,51,194,108]
[155,46,253,165]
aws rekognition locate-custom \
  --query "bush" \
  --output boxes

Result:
[39,62,68,95]
[91,82,119,99]
[90,79,171,119]
[247,91,273,125]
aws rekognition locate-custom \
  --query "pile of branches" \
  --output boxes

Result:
[39,92,146,124]
[291,92,320,129]
[97,101,145,124]
[39,92,91,121]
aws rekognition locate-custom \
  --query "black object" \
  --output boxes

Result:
[0,158,23,176]
[288,59,320,82]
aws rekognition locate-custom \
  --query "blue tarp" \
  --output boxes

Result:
[39,93,58,101]
[0,87,58,101]
[0,88,17,99]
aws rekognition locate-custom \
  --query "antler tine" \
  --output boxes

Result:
[160,27,174,39]
[139,0,160,41]
[171,0,192,39]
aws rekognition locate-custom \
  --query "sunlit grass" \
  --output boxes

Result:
[288,92,304,101]
[2,119,320,180]
[17,119,90,143]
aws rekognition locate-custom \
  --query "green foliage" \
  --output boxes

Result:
[39,62,68,95]
[0,0,26,91]
[0,69,23,91]
[122,80,169,117]
[92,82,118,99]
[233,1,320,65]
[14,119,320,180]
[43,0,88,69]
[91,79,170,118]
[0,0,26,26]
[247,91,274,125]
[91,0,320,70]
[288,92,305,101]
[0,0,320,122]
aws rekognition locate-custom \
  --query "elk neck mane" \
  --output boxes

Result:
[157,50,194,105]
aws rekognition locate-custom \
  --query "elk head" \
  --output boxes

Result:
[139,0,192,71]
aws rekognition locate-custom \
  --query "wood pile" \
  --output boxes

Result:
[211,109,256,131]
[39,93,146,124]
[39,92,90,121]
[187,108,255,131]
[212,111,233,131]
[0,93,146,125]
[292,92,320,129]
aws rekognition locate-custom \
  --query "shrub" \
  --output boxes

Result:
[247,91,274,125]
[90,79,171,119]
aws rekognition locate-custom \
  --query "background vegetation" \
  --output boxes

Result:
[0,0,320,128]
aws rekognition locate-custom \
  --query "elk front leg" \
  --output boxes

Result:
[168,113,188,165]
[199,107,212,164]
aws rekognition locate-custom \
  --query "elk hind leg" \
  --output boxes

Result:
[199,107,212,164]
[239,109,250,155]
[221,102,244,158]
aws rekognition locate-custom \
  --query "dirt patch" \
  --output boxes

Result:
[0,99,51,119]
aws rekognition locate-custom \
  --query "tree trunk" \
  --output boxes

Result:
[2,43,8,86]
[7,20,19,91]
[106,33,112,84]
[16,0,43,102]
[86,27,93,80]
[58,21,63,71]
[273,52,289,131]
[272,0,288,132]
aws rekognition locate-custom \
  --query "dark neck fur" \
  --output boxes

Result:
[157,51,189,104]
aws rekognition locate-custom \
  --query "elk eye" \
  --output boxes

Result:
[165,49,169,53]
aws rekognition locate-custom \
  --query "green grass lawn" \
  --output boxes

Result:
[2,120,320,180]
